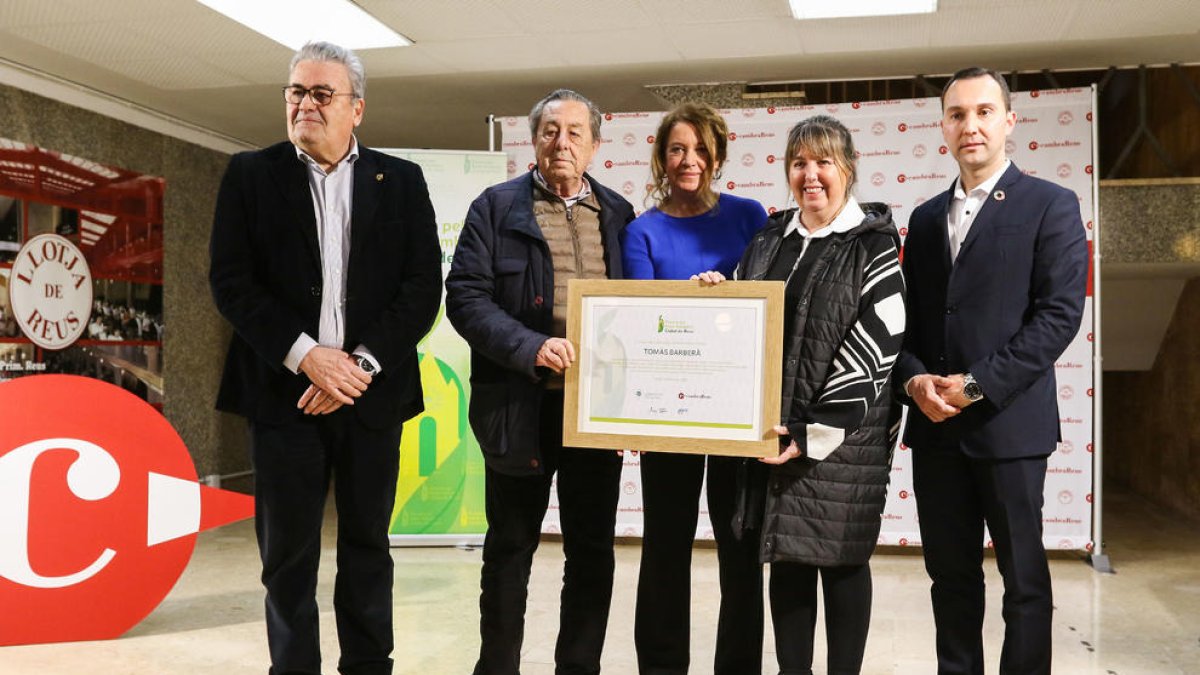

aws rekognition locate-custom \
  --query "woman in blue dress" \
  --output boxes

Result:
[621,102,769,675]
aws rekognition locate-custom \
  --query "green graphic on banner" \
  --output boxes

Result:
[389,351,486,535]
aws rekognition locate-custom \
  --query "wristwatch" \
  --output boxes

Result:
[354,354,377,376]
[962,373,984,402]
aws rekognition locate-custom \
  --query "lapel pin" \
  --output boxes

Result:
[993,190,1006,201]
[375,173,384,182]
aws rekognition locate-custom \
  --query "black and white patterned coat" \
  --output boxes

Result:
[735,203,906,566]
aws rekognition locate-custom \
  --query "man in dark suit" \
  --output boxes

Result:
[445,89,633,675]
[895,67,1089,675]
[209,41,441,675]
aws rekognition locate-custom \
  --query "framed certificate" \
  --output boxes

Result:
[563,279,784,458]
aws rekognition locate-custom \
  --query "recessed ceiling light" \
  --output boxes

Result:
[195,0,411,50]
[789,0,937,20]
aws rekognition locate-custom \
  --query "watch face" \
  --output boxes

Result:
[356,357,375,374]
[964,382,983,401]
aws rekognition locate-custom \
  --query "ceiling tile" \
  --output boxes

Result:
[664,20,803,60]
[798,14,933,54]
[358,0,525,41]
[104,55,253,90]
[929,3,1076,47]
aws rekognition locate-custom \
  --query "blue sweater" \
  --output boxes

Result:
[620,193,768,280]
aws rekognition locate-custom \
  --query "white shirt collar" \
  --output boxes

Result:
[784,196,865,239]
[295,136,360,173]
[534,168,592,206]
[953,159,1010,201]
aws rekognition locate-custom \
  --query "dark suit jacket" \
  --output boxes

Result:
[209,141,442,429]
[445,171,633,475]
[894,162,1088,459]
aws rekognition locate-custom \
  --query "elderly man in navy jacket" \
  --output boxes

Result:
[446,89,634,675]
[895,67,1088,675]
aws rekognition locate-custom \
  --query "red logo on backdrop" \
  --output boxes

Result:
[897,122,908,133]
[1059,490,1073,505]
[1059,385,1074,400]
[766,154,776,164]
[897,174,907,183]
[1087,388,1094,397]
[1029,141,1039,151]
[622,181,635,196]
[986,540,994,549]
[604,160,613,169]
[767,106,776,114]
[871,172,886,187]
[527,162,535,171]
[1058,163,1072,178]
[728,132,737,141]
[742,153,755,167]
[678,392,685,400]
[1086,220,1094,231]
[913,144,927,158]
[872,122,886,136]
[939,145,948,155]
[899,442,908,451]
[726,181,736,190]
[1059,111,1074,126]
[604,113,613,121]
[852,102,861,109]
[899,227,909,236]
[899,490,910,500]
[1087,443,1094,453]
[646,135,655,144]
[1086,112,1093,122]
[1085,165,1093,175]
[623,133,637,147]
[0,376,253,645]
[1086,493,1093,503]
[767,206,777,214]
[899,538,909,546]
[1031,90,1041,98]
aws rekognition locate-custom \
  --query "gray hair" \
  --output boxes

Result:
[289,41,366,99]
[529,89,602,142]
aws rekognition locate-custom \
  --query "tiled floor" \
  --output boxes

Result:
[4,487,1197,674]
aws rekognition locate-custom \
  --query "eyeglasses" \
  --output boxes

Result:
[282,85,356,106]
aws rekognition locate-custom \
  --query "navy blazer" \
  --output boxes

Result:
[894,163,1088,459]
[209,141,442,429]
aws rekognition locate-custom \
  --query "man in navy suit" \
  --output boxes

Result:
[895,67,1088,675]
[209,41,441,674]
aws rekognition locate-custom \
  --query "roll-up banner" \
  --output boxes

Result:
[381,149,507,546]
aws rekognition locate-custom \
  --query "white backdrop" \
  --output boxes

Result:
[499,88,1097,551]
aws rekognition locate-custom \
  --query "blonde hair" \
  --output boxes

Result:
[647,102,729,211]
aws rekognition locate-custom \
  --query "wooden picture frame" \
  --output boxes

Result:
[563,278,784,458]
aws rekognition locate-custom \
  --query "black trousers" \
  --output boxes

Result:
[474,391,623,675]
[912,446,1052,675]
[250,411,402,675]
[634,452,764,675]
[769,562,873,675]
